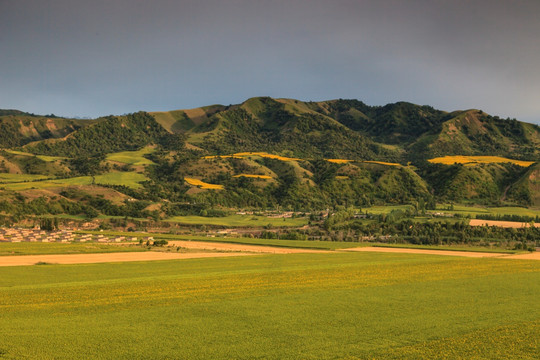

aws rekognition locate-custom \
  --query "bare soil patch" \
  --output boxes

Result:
[0,251,253,267]
[167,240,330,254]
[469,219,540,228]
[503,252,540,260]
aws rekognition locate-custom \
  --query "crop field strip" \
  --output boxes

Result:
[0,172,148,190]
[428,155,535,167]
[0,253,538,359]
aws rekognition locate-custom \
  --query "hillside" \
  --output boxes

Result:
[506,163,540,206]
[0,98,539,223]
[0,112,93,148]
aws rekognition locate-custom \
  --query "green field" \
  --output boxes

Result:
[0,173,49,183]
[105,146,155,166]
[0,253,538,359]
[364,204,540,218]
[3,149,64,162]
[0,242,146,256]
[1,172,148,190]
[166,214,309,227]
[429,204,540,219]
[363,205,415,214]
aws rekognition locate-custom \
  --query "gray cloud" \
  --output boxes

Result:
[1,0,539,122]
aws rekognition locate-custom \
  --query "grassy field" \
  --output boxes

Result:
[105,146,155,166]
[0,253,537,359]
[0,173,49,183]
[363,204,540,218]
[433,204,540,218]
[3,149,64,162]
[1,172,148,190]
[363,205,415,214]
[0,242,146,256]
[166,214,308,227]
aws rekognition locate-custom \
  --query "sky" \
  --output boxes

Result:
[1,0,540,123]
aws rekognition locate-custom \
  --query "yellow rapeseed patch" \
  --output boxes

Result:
[233,152,301,161]
[428,156,534,167]
[233,174,273,179]
[203,155,244,159]
[363,161,401,167]
[326,159,353,164]
[335,176,349,180]
[184,178,224,190]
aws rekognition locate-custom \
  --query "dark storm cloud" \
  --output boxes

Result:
[1,0,540,122]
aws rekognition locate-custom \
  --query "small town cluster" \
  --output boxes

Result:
[0,227,153,243]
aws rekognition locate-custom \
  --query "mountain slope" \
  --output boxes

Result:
[0,112,92,148]
[24,112,175,157]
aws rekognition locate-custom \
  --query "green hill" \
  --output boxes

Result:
[0,98,538,222]
[0,112,93,148]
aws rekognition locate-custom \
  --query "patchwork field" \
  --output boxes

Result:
[0,253,538,359]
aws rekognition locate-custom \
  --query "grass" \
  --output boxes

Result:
[0,173,49,183]
[0,172,148,190]
[105,146,155,166]
[232,174,272,179]
[363,204,415,214]
[94,172,148,189]
[0,242,147,256]
[166,214,308,227]
[428,155,535,167]
[3,149,64,162]
[0,253,538,359]
[433,204,540,218]
[362,160,402,167]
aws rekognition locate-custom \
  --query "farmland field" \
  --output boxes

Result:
[105,146,155,166]
[0,173,49,183]
[0,172,148,190]
[184,177,224,189]
[2,149,64,162]
[428,155,535,167]
[0,242,147,256]
[166,214,308,227]
[0,253,538,359]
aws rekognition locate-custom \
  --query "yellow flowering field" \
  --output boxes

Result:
[233,174,273,179]
[428,155,534,167]
[184,177,224,189]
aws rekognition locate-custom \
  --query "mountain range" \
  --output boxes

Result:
[0,97,539,221]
